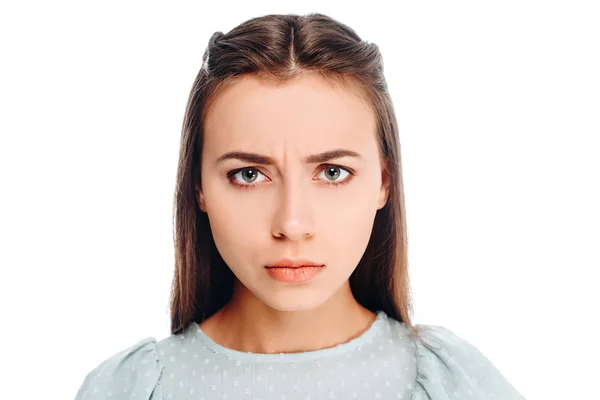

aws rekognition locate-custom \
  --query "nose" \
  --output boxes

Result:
[271,179,315,241]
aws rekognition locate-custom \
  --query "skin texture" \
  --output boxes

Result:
[196,71,390,354]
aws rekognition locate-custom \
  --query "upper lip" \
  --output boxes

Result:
[265,258,324,268]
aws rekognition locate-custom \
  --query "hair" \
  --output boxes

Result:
[169,12,419,340]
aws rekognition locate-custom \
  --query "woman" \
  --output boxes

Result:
[75,13,526,400]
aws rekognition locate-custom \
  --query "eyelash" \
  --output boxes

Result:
[226,164,355,191]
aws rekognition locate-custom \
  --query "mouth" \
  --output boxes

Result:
[265,257,324,268]
[264,265,324,283]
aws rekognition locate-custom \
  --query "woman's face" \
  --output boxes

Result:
[198,72,389,312]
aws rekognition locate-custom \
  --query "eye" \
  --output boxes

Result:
[317,165,351,183]
[230,168,267,185]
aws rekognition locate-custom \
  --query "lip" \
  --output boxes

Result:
[265,257,324,268]
[265,265,324,283]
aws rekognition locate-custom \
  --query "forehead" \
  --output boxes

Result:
[203,72,377,154]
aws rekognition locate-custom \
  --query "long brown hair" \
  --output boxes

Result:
[169,12,415,337]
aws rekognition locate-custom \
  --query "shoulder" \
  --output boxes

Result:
[74,337,164,400]
[408,324,527,400]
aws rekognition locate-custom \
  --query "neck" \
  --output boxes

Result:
[199,280,377,354]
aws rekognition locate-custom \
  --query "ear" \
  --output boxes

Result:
[377,165,390,210]
[195,183,207,213]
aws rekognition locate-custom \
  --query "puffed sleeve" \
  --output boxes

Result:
[74,337,164,400]
[411,325,526,400]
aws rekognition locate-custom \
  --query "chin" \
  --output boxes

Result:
[257,286,332,312]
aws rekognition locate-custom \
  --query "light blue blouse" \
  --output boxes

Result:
[74,311,526,399]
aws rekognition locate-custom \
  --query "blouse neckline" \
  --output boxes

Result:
[189,310,388,363]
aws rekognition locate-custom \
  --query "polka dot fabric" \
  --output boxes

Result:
[411,325,526,399]
[74,336,163,399]
[74,311,526,399]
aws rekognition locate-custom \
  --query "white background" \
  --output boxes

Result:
[1,1,598,399]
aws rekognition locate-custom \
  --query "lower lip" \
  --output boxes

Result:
[265,266,324,282]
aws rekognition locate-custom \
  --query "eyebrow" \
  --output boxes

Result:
[215,149,362,165]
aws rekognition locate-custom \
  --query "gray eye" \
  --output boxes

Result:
[241,169,258,182]
[318,166,350,182]
[233,168,266,184]
[324,166,340,180]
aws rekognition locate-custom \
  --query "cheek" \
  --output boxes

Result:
[203,190,266,272]
[207,205,259,252]
[202,174,264,233]
[208,213,259,282]
[316,192,378,269]
[323,204,377,248]
[331,180,380,225]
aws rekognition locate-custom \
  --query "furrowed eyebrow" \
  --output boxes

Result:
[215,149,362,165]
